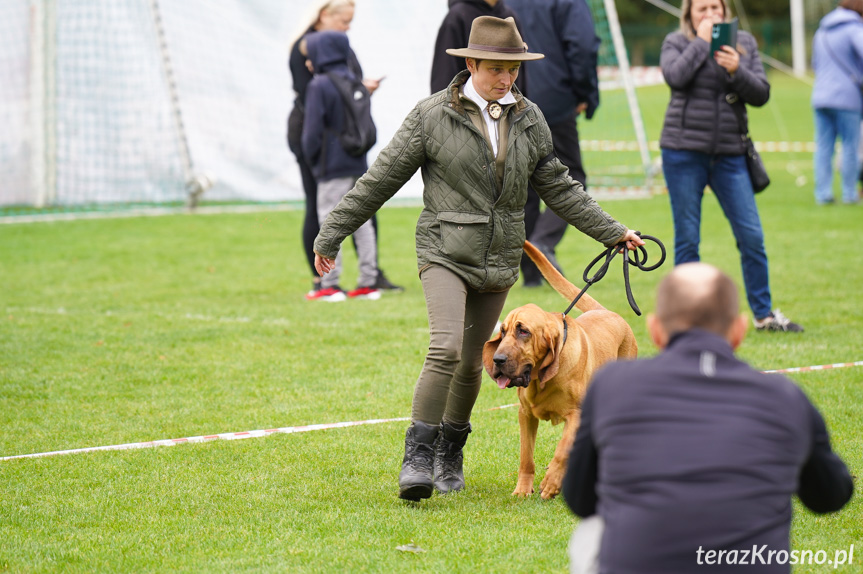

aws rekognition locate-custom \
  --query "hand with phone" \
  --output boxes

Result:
[714,45,740,74]
[711,19,739,74]
[362,76,386,95]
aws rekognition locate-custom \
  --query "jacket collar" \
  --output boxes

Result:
[666,328,736,357]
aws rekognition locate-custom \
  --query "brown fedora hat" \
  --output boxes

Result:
[446,16,544,61]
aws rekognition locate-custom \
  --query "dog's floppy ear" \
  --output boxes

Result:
[536,328,561,389]
[482,330,503,378]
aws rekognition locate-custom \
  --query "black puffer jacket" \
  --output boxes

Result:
[659,30,769,155]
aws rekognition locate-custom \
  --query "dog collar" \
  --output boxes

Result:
[561,313,568,347]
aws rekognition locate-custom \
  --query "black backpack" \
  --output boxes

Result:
[324,72,377,157]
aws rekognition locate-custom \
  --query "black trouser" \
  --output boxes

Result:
[521,112,587,284]
[288,105,378,279]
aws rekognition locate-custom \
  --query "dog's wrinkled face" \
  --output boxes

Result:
[482,304,560,390]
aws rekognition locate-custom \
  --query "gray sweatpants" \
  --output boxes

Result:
[317,176,377,290]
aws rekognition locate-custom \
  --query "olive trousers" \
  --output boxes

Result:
[411,265,509,426]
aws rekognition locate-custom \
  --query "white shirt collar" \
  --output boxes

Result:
[463,76,517,110]
[462,77,516,157]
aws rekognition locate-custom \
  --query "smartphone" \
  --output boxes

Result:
[710,18,738,53]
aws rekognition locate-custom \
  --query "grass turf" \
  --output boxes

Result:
[1,73,861,572]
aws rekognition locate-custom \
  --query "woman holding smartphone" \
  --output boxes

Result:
[658,0,802,332]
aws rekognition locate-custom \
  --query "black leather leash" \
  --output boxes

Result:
[562,232,667,319]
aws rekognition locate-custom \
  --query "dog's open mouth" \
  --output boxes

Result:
[493,366,531,389]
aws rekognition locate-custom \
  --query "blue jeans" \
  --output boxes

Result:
[814,108,863,204]
[661,149,772,319]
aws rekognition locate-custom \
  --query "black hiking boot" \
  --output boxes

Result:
[398,421,439,501]
[433,421,472,494]
[374,269,404,292]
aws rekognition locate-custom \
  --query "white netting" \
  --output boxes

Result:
[54,0,185,205]
[0,0,651,214]
[0,1,32,206]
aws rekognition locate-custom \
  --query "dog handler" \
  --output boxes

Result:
[313,16,644,501]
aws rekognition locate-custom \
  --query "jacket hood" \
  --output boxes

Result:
[306,30,351,74]
[821,7,863,30]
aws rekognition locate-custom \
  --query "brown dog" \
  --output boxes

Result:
[483,241,637,499]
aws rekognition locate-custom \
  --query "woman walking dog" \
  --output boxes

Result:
[313,16,643,501]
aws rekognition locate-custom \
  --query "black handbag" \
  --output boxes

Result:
[726,92,770,193]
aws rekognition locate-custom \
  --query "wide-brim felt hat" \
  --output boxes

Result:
[446,16,544,61]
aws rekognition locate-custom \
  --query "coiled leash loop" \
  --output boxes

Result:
[563,232,666,317]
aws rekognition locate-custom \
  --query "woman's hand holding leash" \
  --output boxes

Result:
[563,231,666,317]
[619,229,645,252]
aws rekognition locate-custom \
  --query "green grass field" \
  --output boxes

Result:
[1,74,861,573]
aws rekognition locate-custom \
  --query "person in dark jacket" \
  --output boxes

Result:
[508,0,600,286]
[302,31,379,301]
[810,0,863,205]
[660,0,802,332]
[314,16,644,502]
[287,0,398,297]
[563,262,853,574]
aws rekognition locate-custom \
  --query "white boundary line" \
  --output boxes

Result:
[0,417,407,461]
[2,361,860,462]
[763,360,863,375]
[0,404,517,462]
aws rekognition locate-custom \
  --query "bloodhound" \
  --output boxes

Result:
[483,241,637,499]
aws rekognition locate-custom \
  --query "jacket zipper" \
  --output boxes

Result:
[711,93,722,152]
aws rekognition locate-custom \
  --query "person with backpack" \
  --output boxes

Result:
[287,0,402,298]
[302,30,379,301]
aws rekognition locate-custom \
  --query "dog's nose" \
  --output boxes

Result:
[493,354,507,366]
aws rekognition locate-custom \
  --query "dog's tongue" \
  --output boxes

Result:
[496,376,511,389]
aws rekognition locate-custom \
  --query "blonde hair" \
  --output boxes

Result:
[678,0,730,39]
[288,0,356,53]
[292,0,356,43]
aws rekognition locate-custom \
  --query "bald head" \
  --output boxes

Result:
[655,263,740,337]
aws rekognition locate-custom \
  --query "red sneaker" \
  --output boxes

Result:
[305,287,346,302]
[347,286,381,300]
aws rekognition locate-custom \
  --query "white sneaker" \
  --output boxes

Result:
[754,309,803,332]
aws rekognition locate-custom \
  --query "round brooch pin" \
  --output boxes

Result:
[488,102,502,120]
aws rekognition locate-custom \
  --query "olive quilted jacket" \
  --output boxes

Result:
[314,70,626,292]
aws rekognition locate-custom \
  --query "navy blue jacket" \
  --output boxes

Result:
[301,31,368,182]
[430,0,529,96]
[563,329,853,574]
[507,0,600,122]
[289,25,363,108]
